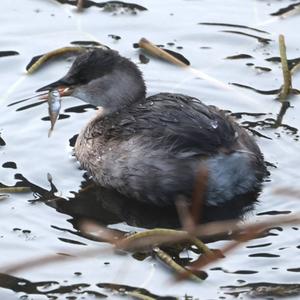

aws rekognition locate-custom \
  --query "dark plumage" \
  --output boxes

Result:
[37,48,266,221]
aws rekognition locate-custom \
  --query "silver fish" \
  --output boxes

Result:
[47,89,61,137]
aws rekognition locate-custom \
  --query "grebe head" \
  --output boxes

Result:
[37,49,146,113]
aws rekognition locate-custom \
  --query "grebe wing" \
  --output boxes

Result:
[100,93,237,156]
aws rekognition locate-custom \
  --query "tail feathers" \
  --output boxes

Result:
[205,151,263,206]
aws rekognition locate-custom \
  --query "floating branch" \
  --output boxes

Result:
[26,47,87,74]
[138,38,188,67]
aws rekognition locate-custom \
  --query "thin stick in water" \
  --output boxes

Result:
[0,187,31,193]
[153,247,202,282]
[77,0,84,11]
[278,34,292,101]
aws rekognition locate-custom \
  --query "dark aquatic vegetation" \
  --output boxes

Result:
[2,161,17,169]
[248,253,280,258]
[64,104,96,113]
[230,82,281,95]
[162,48,190,65]
[225,54,253,60]
[42,113,70,121]
[69,134,78,147]
[256,210,291,216]
[108,34,121,40]
[210,267,258,274]
[198,22,270,34]
[270,2,300,16]
[139,53,150,64]
[266,56,300,71]
[70,40,103,47]
[47,90,62,137]
[0,134,5,146]
[246,242,272,249]
[221,30,272,44]
[254,66,272,72]
[58,237,87,246]
[287,268,300,272]
[230,112,267,119]
[16,100,46,112]
[0,50,19,57]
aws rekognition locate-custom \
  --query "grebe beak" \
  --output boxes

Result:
[36,79,75,97]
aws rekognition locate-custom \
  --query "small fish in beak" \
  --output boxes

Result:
[48,89,61,137]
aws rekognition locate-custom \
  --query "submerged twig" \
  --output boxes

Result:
[26,47,87,74]
[138,38,188,67]
[153,247,202,282]
[278,34,292,101]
